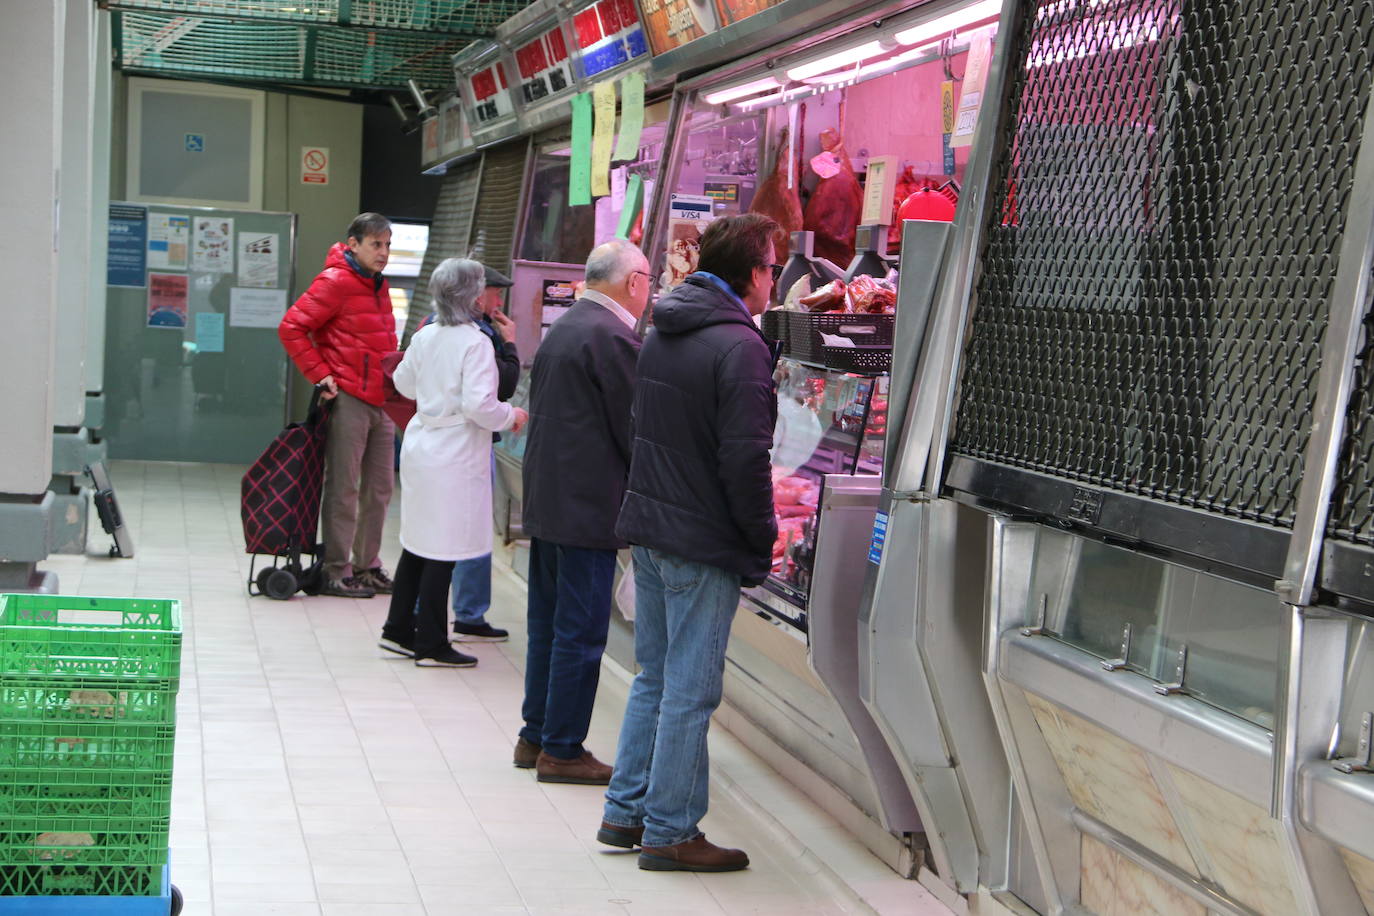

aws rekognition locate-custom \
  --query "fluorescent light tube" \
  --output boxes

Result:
[702,76,783,106]
[785,40,887,81]
[894,0,1002,46]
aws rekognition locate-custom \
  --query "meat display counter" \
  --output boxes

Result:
[749,356,888,632]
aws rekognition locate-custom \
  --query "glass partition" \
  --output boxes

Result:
[103,202,296,464]
[1025,528,1283,727]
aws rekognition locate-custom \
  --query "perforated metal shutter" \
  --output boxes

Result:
[467,138,532,275]
[947,1,1374,542]
[404,158,480,344]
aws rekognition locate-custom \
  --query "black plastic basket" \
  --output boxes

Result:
[763,312,893,373]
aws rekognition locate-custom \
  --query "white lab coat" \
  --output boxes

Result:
[392,322,514,561]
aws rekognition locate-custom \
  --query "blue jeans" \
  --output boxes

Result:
[603,546,741,847]
[450,553,491,625]
[520,538,617,759]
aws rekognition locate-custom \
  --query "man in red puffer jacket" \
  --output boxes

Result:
[279,213,398,598]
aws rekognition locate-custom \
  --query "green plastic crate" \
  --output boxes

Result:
[0,773,172,821]
[0,720,176,773]
[0,815,169,867]
[0,595,181,683]
[0,680,178,727]
[0,863,164,897]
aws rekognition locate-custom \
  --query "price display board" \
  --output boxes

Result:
[514,25,577,105]
[571,0,649,80]
[468,62,516,128]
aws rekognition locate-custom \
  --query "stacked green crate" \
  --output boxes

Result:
[0,595,181,899]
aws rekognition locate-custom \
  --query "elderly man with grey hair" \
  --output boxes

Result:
[516,239,651,784]
[380,258,528,668]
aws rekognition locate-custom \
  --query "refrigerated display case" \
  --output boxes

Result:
[753,357,887,629]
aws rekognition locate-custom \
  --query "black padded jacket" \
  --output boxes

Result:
[615,275,777,586]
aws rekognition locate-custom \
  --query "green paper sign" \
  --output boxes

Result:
[569,92,593,206]
[615,174,645,240]
[613,72,646,163]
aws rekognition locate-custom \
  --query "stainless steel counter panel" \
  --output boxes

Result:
[805,474,921,834]
[1302,764,1374,863]
[999,632,1273,810]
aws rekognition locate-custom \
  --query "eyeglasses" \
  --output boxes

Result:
[629,270,652,284]
[769,264,785,283]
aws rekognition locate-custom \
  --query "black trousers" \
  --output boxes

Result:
[381,548,455,657]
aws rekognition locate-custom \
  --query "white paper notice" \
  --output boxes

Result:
[230,287,287,328]
[147,213,189,270]
[237,232,279,288]
[193,217,234,273]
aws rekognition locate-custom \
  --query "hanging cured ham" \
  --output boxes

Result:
[802,127,863,268]
[749,127,804,262]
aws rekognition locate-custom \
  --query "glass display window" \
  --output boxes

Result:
[662,3,1001,293]
[518,113,668,265]
[768,358,885,607]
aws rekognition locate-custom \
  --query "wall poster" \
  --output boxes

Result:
[193,216,234,273]
[108,203,148,287]
[146,272,188,328]
[637,0,717,55]
[659,192,713,290]
[237,232,279,288]
[147,212,189,270]
[229,287,288,328]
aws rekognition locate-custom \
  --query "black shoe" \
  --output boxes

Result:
[415,647,478,668]
[321,576,375,598]
[378,635,413,658]
[451,621,509,642]
[356,567,394,594]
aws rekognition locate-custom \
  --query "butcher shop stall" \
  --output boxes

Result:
[630,0,1006,877]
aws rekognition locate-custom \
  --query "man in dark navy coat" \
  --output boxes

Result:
[516,239,650,785]
[599,214,779,872]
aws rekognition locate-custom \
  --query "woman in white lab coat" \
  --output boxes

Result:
[378,258,528,667]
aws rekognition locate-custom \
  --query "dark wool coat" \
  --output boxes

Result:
[521,298,641,550]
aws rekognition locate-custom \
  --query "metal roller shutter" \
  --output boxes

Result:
[467,137,532,275]
[404,157,480,344]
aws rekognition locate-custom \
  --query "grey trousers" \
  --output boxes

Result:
[322,391,394,581]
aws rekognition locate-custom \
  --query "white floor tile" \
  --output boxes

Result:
[49,460,940,916]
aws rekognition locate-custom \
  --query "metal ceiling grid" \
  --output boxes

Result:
[108,1,533,90]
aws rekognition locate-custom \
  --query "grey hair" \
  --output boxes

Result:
[429,258,485,326]
[584,239,644,285]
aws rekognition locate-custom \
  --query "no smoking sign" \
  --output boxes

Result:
[301,146,330,185]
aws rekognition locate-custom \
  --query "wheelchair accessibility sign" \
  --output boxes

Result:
[184,133,205,152]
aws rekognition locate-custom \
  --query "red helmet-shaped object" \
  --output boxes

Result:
[897,187,956,222]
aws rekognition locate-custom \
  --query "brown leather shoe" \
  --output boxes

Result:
[639,834,749,872]
[596,821,644,848]
[513,737,542,769]
[535,750,612,785]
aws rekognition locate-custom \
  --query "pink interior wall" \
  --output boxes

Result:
[840,50,973,184]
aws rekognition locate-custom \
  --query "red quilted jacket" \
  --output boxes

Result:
[279,243,398,406]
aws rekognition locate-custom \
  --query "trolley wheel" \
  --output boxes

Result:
[255,566,277,596]
[262,567,298,600]
[170,883,184,915]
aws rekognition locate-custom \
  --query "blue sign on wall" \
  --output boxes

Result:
[185,133,205,152]
[867,511,889,565]
[108,203,148,288]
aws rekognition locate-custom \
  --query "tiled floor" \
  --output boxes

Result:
[42,460,953,915]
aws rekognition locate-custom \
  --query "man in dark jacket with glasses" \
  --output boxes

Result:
[599,213,780,872]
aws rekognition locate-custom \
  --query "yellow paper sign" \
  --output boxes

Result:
[941,81,955,134]
[951,34,992,148]
[591,81,617,198]
[861,156,897,226]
